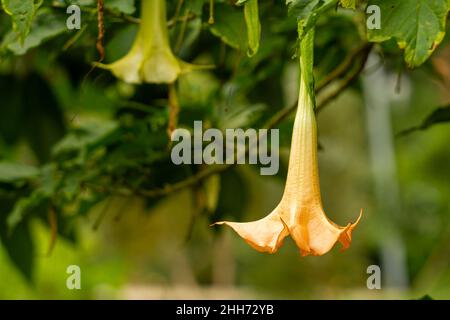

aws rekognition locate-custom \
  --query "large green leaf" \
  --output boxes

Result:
[209,3,247,51]
[1,0,42,43]
[23,73,67,163]
[4,166,56,232]
[0,73,66,163]
[2,9,67,55]
[0,218,34,282]
[367,0,449,67]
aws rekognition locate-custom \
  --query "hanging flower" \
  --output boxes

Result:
[97,0,203,84]
[214,29,362,256]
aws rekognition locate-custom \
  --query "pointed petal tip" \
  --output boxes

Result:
[179,60,216,74]
[338,208,363,252]
[355,208,363,225]
[92,61,106,69]
[209,221,225,227]
[212,215,288,254]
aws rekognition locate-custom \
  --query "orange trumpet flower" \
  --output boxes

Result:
[214,29,362,256]
[98,0,204,84]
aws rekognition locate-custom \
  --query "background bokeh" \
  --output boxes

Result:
[0,0,449,299]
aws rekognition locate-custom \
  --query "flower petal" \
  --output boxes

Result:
[141,48,181,84]
[95,46,144,84]
[338,209,363,251]
[290,208,363,256]
[214,209,289,253]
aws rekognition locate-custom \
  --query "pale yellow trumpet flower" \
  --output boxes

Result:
[98,0,202,84]
[214,29,362,256]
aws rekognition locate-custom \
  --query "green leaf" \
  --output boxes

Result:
[286,0,337,39]
[286,0,337,20]
[23,73,66,162]
[168,0,204,54]
[52,120,119,158]
[7,191,48,231]
[181,0,207,16]
[367,0,449,67]
[398,104,450,136]
[0,221,34,282]
[0,72,66,163]
[1,0,43,44]
[0,163,39,184]
[209,3,247,51]
[3,166,55,232]
[2,9,67,55]
[244,0,261,57]
[106,0,136,15]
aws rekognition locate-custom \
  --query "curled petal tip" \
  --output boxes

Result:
[338,208,363,251]
[214,214,288,254]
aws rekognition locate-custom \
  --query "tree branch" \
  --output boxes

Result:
[316,43,373,113]
[96,0,105,62]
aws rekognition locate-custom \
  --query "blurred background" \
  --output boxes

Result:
[0,0,449,299]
